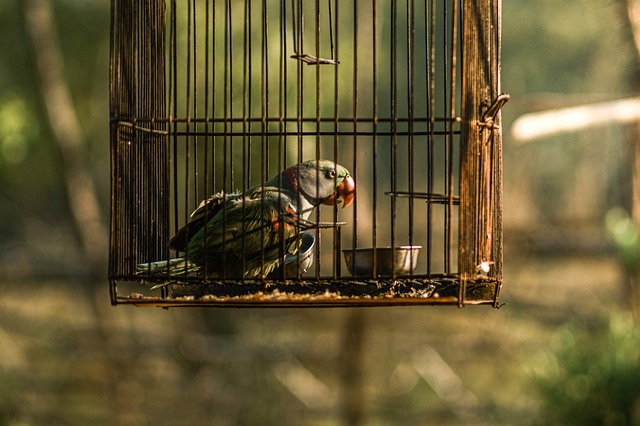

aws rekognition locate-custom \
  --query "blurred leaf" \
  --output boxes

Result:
[0,95,37,167]
[533,313,640,426]
[606,207,640,274]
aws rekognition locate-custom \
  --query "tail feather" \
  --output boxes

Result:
[136,258,200,275]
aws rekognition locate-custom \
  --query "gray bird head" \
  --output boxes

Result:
[273,159,355,219]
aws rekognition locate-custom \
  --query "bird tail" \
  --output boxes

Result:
[136,258,200,275]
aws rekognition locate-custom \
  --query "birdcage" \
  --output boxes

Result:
[109,0,507,307]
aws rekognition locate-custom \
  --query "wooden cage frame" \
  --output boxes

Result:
[108,0,506,307]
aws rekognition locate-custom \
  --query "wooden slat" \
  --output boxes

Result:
[459,0,505,304]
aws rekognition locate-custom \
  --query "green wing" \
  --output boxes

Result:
[169,191,240,252]
[185,187,301,278]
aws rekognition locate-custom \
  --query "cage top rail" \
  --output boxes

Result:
[111,116,463,125]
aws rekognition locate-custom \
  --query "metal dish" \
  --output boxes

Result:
[277,231,316,277]
[342,246,421,277]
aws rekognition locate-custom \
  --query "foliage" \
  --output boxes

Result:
[606,207,640,275]
[533,313,640,426]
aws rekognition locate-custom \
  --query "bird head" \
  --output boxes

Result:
[283,159,355,210]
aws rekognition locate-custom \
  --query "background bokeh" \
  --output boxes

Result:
[1,0,639,425]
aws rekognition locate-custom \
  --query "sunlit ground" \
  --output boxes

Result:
[0,246,628,425]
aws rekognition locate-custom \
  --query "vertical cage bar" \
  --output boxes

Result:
[240,0,249,280]
[371,0,379,274]
[350,0,358,262]
[407,0,415,272]
[191,0,198,205]
[314,0,322,280]
[332,0,343,279]
[425,0,435,276]
[443,0,451,275]
[210,1,217,195]
[389,0,397,269]
[170,0,178,244]
[261,0,270,279]
[183,0,193,277]
[277,0,288,278]
[201,0,211,281]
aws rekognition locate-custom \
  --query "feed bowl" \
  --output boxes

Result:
[342,246,421,277]
[281,231,315,277]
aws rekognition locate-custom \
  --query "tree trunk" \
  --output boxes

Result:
[24,0,107,276]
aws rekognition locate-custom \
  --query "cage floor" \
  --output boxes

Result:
[110,276,500,308]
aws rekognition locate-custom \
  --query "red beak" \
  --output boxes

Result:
[322,175,355,208]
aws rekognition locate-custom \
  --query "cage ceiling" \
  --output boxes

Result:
[109,0,507,307]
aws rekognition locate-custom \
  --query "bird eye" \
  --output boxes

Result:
[327,169,337,179]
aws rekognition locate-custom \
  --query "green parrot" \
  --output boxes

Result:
[137,159,355,279]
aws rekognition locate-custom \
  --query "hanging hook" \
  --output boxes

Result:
[479,93,510,130]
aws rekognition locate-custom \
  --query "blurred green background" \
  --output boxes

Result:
[1,0,640,425]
